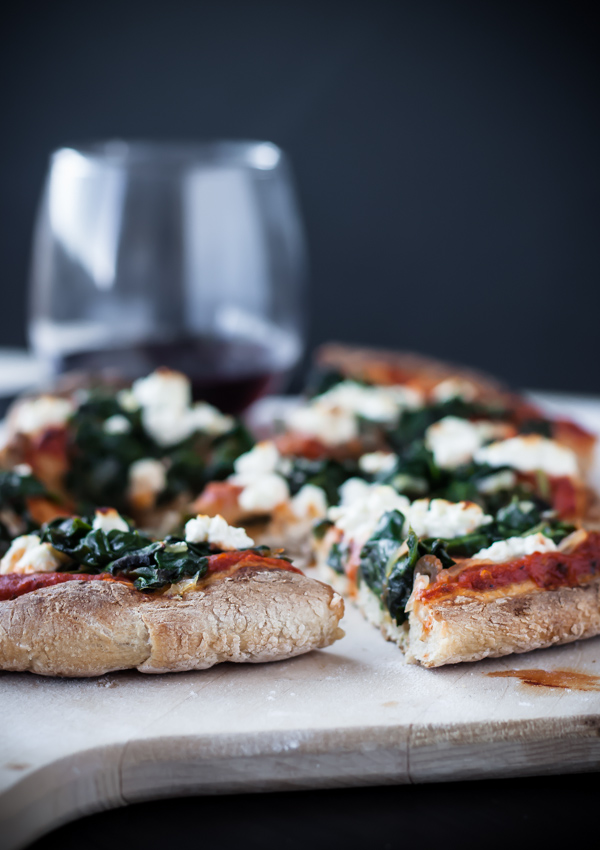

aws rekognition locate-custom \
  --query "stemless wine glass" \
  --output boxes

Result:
[28,140,307,413]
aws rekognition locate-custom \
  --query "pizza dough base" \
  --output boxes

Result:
[0,568,345,677]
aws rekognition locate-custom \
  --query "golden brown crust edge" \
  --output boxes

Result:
[405,576,600,668]
[0,570,345,677]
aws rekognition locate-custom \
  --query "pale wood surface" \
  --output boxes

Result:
[2,394,600,850]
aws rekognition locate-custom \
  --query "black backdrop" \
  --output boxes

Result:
[2,0,599,391]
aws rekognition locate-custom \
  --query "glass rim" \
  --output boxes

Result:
[49,139,286,172]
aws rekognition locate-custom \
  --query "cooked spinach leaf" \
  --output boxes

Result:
[65,389,251,513]
[383,528,421,625]
[359,509,406,596]
[286,457,359,505]
[326,541,347,575]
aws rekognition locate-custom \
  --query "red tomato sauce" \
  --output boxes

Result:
[420,532,600,602]
[206,551,303,575]
[0,572,125,601]
[0,553,302,601]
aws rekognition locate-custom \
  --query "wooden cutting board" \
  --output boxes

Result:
[2,393,600,850]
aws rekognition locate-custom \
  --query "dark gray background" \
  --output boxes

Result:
[2,0,598,391]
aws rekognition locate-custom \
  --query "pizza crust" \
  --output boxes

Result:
[0,569,345,677]
[404,576,600,668]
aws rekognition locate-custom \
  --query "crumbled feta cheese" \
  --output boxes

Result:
[430,377,478,403]
[425,416,506,469]
[291,484,328,520]
[406,499,491,539]
[238,473,290,512]
[117,389,140,412]
[141,407,196,447]
[476,469,518,494]
[128,458,167,498]
[231,441,280,483]
[0,534,66,575]
[185,513,254,550]
[124,369,233,446]
[187,402,234,436]
[315,381,422,423]
[359,451,398,475]
[12,396,73,436]
[474,435,578,478]
[328,484,410,546]
[184,514,211,542]
[229,441,291,514]
[103,414,132,435]
[473,532,557,562]
[286,405,359,446]
[338,477,373,506]
[131,368,191,412]
[92,508,129,533]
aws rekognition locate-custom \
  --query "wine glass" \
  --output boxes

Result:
[28,140,307,413]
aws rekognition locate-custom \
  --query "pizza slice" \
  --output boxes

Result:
[314,476,600,666]
[0,510,344,677]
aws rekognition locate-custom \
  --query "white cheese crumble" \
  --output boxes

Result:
[327,484,410,547]
[425,416,507,469]
[231,441,280,482]
[103,414,132,435]
[473,532,557,563]
[127,368,233,446]
[290,484,328,520]
[238,473,290,512]
[128,458,167,498]
[92,508,129,533]
[430,377,478,403]
[285,405,359,446]
[315,381,423,423]
[474,435,578,478]
[131,368,192,412]
[185,513,254,550]
[406,499,491,539]
[286,381,424,446]
[229,441,290,513]
[12,396,74,436]
[0,534,66,575]
[359,451,398,475]
[476,469,518,494]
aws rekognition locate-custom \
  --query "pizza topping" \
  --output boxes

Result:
[92,508,130,534]
[327,483,490,548]
[312,381,423,423]
[11,395,74,436]
[472,532,557,563]
[430,377,478,403]
[0,571,125,601]
[128,458,168,509]
[130,368,234,446]
[286,404,359,446]
[474,435,578,478]
[424,416,511,469]
[407,499,491,539]
[103,414,132,435]
[476,469,518,494]
[419,531,600,600]
[185,514,254,550]
[0,534,67,575]
[359,451,398,475]
[290,484,328,520]
[328,484,410,547]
